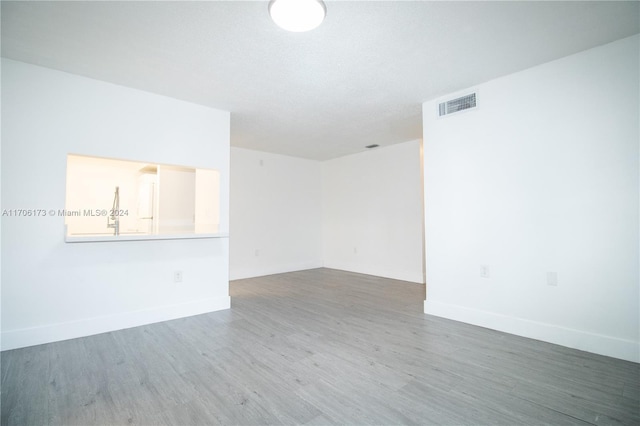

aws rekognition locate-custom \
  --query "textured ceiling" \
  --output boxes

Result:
[2,1,638,160]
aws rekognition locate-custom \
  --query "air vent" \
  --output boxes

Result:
[438,92,477,117]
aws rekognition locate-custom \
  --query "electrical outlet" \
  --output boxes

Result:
[255,249,260,257]
[174,271,183,283]
[480,265,490,278]
[547,272,558,286]
[354,247,358,254]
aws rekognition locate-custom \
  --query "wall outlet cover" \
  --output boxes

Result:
[480,265,490,278]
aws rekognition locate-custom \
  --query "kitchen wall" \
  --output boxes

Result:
[1,59,231,350]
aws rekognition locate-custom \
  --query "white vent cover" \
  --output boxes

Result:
[438,92,477,117]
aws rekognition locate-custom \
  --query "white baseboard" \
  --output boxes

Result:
[324,263,424,284]
[230,263,424,284]
[1,296,231,351]
[229,262,324,281]
[424,299,639,363]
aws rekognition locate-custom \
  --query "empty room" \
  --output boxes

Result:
[1,1,639,425]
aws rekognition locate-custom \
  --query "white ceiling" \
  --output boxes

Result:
[2,1,638,160]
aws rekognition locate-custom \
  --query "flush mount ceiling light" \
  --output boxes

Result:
[269,0,326,32]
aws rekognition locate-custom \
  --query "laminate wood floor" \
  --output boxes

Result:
[2,268,639,425]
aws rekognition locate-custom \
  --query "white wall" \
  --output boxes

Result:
[322,140,424,284]
[158,167,196,234]
[0,57,3,352]
[1,59,231,350]
[195,168,221,234]
[229,147,323,280]
[423,35,639,362]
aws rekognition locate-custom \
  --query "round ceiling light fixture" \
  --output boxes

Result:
[269,0,326,32]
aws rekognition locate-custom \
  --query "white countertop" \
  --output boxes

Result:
[65,232,229,243]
